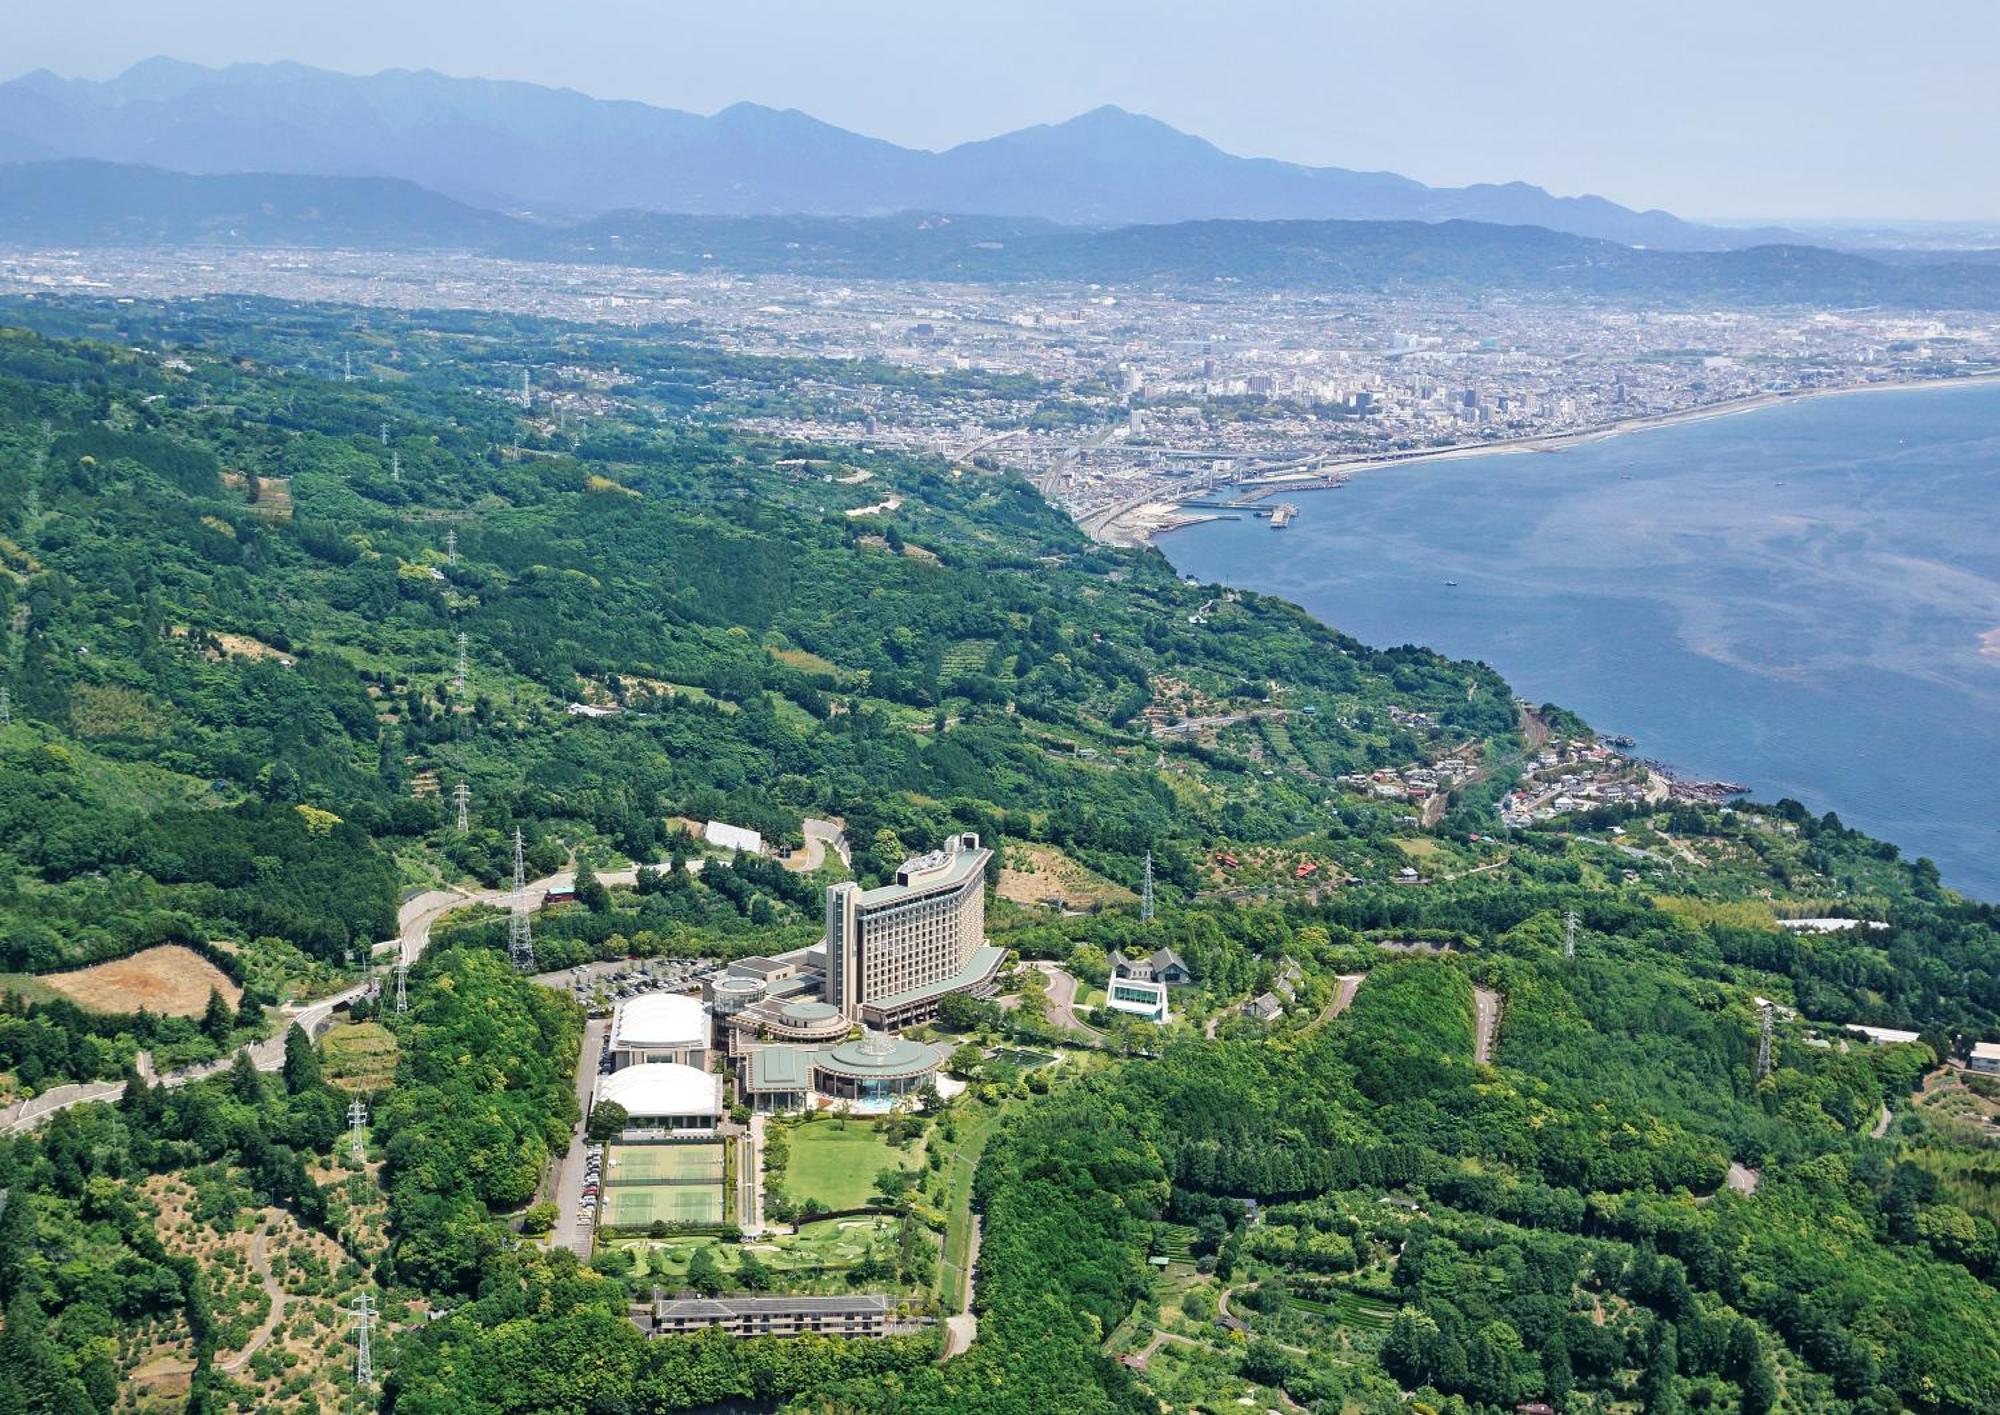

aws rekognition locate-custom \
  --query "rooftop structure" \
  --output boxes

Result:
[647,1292,895,1339]
[735,1031,947,1110]
[1109,947,1193,986]
[824,833,1000,1029]
[705,820,764,854]
[1967,1041,2000,1074]
[1844,1023,1922,1047]
[610,993,708,1069]
[726,995,852,1056]
[1107,976,1171,1023]
[595,1062,722,1136]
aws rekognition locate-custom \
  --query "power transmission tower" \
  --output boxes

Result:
[0,686,9,728]
[445,528,457,566]
[352,1292,375,1396]
[389,451,400,483]
[347,1098,368,1161]
[343,352,354,384]
[379,421,389,446]
[508,829,535,971]
[520,369,532,407]
[1755,1002,1774,1081]
[453,780,471,833]
[1140,851,1155,923]
[395,961,408,1015]
[1563,908,1579,959]
[454,632,468,696]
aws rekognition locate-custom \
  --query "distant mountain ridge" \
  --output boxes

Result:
[0,57,1797,250]
[6,160,2000,311]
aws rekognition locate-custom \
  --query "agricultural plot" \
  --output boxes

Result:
[319,1022,399,1092]
[1288,1287,1397,1332]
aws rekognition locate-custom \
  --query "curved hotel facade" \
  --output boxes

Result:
[823,833,1003,1030]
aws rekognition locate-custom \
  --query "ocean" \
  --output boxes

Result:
[1160,382,2000,902]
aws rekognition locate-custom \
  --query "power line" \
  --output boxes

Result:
[508,828,535,971]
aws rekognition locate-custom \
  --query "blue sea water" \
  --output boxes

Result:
[1161,382,2000,901]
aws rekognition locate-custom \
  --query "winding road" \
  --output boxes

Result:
[5,858,633,1134]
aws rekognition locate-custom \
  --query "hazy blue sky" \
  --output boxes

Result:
[10,0,1998,221]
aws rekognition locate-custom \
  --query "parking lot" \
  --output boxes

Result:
[534,957,722,1012]
[550,1016,609,1257]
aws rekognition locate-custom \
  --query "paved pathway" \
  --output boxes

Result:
[1473,985,1503,1064]
[1870,1102,1893,1139]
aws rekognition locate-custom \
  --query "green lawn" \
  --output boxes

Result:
[782,1120,914,1210]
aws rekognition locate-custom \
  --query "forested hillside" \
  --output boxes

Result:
[0,295,1996,1415]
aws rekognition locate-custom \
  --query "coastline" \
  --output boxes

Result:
[1087,370,2000,547]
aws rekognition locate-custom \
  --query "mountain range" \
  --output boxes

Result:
[0,57,1793,250]
[6,160,2000,311]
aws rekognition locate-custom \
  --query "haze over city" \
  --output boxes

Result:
[7,0,2000,221]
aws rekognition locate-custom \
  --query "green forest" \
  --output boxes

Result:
[0,295,1995,1414]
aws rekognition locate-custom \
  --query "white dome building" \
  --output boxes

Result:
[594,1062,722,1136]
[610,992,709,1070]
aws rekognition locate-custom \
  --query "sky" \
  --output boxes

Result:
[7,0,1998,222]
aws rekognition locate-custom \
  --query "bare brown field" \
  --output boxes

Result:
[998,842,1136,911]
[44,945,240,1016]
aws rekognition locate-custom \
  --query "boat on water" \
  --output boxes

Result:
[1443,580,1459,587]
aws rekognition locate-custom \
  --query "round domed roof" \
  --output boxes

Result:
[818,1030,940,1077]
[781,1000,841,1023]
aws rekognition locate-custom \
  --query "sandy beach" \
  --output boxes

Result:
[1086,370,2000,547]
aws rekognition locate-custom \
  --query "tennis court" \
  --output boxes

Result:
[603,1182,724,1226]
[607,1142,725,1185]
[599,1142,726,1228]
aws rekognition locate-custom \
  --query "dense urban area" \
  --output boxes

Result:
[6,244,1998,548]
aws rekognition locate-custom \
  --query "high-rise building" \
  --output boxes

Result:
[824,834,1001,1030]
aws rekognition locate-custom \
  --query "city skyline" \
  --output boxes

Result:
[7,0,1999,224]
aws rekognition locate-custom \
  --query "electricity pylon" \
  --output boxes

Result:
[1140,851,1155,923]
[347,1099,368,1161]
[1755,1002,1774,1080]
[453,780,471,833]
[395,961,408,1015]
[508,829,535,971]
[352,1292,374,1394]
[1563,908,1579,959]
